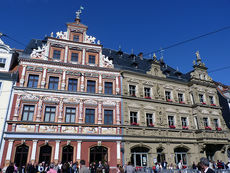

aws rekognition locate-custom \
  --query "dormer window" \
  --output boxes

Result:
[73,35,80,42]
[88,55,95,64]
[0,58,6,68]
[53,50,61,60]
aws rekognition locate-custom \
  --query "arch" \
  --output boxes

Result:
[62,145,73,163]
[39,144,52,164]
[174,146,189,165]
[130,144,151,151]
[131,146,150,167]
[14,144,29,167]
[90,146,108,164]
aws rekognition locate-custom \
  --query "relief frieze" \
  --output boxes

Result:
[26,66,35,71]
[102,74,116,79]
[16,125,35,132]
[85,73,99,78]
[62,126,78,133]
[39,125,57,133]
[82,127,98,134]
[101,128,116,135]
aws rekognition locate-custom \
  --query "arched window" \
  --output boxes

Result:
[131,147,150,167]
[39,145,52,164]
[62,145,73,163]
[90,146,108,164]
[14,144,29,167]
[174,147,189,165]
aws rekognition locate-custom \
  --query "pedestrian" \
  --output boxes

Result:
[125,162,135,173]
[79,160,90,173]
[103,161,109,173]
[38,163,44,173]
[47,164,57,173]
[177,160,183,170]
[6,163,14,173]
[199,157,215,173]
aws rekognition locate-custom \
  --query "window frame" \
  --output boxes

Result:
[209,96,214,105]
[0,58,6,68]
[203,117,209,127]
[130,111,138,124]
[48,76,59,90]
[168,116,174,126]
[68,78,78,92]
[27,74,39,88]
[104,110,113,125]
[87,80,96,93]
[65,107,76,123]
[144,87,151,98]
[104,82,113,95]
[146,113,154,126]
[199,94,204,103]
[129,85,136,96]
[181,117,187,127]
[165,91,171,100]
[44,106,56,122]
[85,108,95,124]
[53,50,61,60]
[21,105,35,121]
[178,93,184,102]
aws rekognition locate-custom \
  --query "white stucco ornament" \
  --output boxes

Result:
[99,52,113,68]
[56,31,68,40]
[85,34,96,44]
[30,44,48,60]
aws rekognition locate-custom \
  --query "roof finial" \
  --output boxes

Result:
[131,48,134,54]
[195,50,202,64]
[75,6,84,22]
[153,53,157,61]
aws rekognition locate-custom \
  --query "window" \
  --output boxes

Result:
[146,113,153,126]
[88,55,95,64]
[131,147,149,167]
[130,112,138,124]
[53,50,61,60]
[178,93,184,102]
[104,82,113,95]
[71,53,78,62]
[22,105,35,121]
[174,148,188,165]
[199,94,204,103]
[104,110,113,125]
[181,117,187,127]
[168,116,174,126]
[44,106,56,122]
[27,74,39,88]
[87,80,96,93]
[85,109,95,124]
[65,108,76,123]
[165,91,171,100]
[209,96,214,105]
[144,88,151,98]
[48,77,59,90]
[129,85,136,96]
[213,119,219,128]
[73,35,80,42]
[68,78,78,91]
[203,118,208,127]
[0,58,6,68]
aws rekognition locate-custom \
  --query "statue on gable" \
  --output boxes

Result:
[56,31,67,40]
[30,44,48,60]
[85,34,96,44]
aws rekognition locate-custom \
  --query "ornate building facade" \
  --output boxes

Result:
[0,38,18,165]
[102,48,229,167]
[1,13,122,169]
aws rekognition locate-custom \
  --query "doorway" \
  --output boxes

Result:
[90,146,108,164]
[39,145,52,164]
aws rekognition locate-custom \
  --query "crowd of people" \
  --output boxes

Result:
[4,158,230,173]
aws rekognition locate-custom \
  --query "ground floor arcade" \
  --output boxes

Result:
[0,134,122,169]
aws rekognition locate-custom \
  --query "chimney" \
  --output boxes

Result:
[138,52,143,60]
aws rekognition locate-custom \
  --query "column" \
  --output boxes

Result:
[31,140,38,163]
[5,140,14,165]
[54,140,60,163]
[98,74,102,94]
[116,141,121,164]
[98,102,102,124]
[115,76,120,94]
[20,65,26,87]
[82,48,86,65]
[58,100,63,122]
[36,98,43,121]
[61,71,66,90]
[64,46,68,63]
[78,100,83,123]
[116,102,120,124]
[41,68,47,88]
[13,95,21,121]
[77,141,82,162]
[80,74,84,92]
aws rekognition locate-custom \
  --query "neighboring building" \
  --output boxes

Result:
[102,48,229,167]
[0,38,18,165]
[216,82,230,128]
[1,12,122,169]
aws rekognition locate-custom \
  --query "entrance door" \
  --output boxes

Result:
[14,144,29,167]
[90,146,108,164]
[62,145,73,163]
[39,145,52,164]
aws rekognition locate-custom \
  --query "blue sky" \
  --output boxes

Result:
[1,0,230,85]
